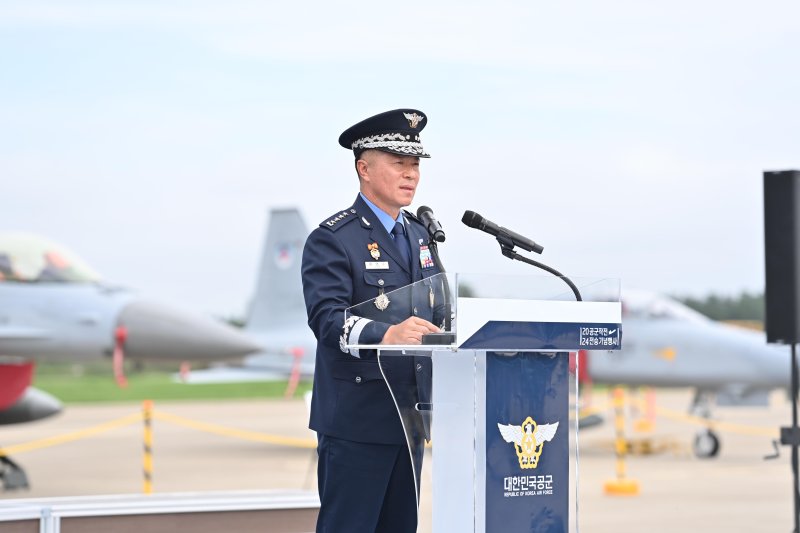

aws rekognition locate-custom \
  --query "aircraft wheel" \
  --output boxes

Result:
[693,430,720,458]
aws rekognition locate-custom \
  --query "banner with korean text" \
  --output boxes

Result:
[485,351,569,532]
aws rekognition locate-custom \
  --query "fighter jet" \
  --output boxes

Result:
[580,289,788,458]
[191,211,787,460]
[241,209,317,377]
[181,209,316,385]
[0,232,261,488]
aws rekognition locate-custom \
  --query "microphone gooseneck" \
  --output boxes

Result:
[461,209,581,301]
[416,205,452,339]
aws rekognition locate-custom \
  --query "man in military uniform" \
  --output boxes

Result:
[301,109,444,533]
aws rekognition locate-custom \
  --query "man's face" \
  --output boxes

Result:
[358,150,421,217]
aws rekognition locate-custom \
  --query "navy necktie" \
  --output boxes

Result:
[391,221,411,269]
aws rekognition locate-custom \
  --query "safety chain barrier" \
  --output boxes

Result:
[0,401,316,461]
[0,400,317,494]
[0,395,779,463]
[0,412,144,458]
[603,388,640,495]
[142,400,154,494]
[0,393,783,497]
[152,410,316,449]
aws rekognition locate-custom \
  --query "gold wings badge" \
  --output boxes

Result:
[403,112,424,128]
[497,417,559,469]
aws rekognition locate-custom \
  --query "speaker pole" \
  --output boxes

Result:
[765,170,800,530]
[792,342,800,533]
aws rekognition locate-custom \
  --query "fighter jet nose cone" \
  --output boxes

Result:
[118,300,262,361]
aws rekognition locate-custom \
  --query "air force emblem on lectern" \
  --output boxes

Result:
[498,417,559,469]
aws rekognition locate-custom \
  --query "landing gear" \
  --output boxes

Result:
[689,390,721,459]
[693,429,721,458]
[0,455,29,491]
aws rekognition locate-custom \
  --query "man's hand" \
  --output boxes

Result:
[381,317,440,345]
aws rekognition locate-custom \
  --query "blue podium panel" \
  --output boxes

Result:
[485,352,569,532]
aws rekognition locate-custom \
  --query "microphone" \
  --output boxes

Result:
[461,210,543,254]
[417,205,446,243]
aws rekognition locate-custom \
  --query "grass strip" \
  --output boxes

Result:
[33,372,311,404]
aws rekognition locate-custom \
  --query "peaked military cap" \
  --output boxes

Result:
[338,108,430,158]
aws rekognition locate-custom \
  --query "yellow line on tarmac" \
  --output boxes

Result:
[153,410,317,449]
[0,412,143,457]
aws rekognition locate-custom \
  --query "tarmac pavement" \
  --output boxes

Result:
[0,389,795,532]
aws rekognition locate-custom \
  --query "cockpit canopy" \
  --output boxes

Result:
[0,233,101,283]
[622,289,709,322]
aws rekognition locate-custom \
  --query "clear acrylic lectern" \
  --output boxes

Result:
[345,273,622,533]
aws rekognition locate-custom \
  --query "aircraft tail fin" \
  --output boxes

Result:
[245,208,309,333]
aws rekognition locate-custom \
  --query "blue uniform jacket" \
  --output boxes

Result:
[302,194,444,445]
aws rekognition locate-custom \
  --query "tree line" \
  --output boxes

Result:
[677,291,764,322]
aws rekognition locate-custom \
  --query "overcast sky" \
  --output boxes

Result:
[1,1,798,318]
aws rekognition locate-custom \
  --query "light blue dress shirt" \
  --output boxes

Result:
[359,193,405,235]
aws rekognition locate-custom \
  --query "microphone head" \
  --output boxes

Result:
[418,205,445,242]
[461,210,482,228]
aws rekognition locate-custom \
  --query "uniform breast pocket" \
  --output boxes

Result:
[363,271,404,292]
[358,271,412,323]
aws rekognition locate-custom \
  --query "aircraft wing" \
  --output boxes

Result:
[0,326,51,340]
[715,386,772,407]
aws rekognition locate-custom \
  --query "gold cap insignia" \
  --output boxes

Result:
[403,112,424,129]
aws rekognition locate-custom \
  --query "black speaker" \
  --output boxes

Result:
[764,170,800,344]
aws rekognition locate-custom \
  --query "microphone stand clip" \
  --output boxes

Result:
[421,235,455,345]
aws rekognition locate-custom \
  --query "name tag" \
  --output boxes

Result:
[365,261,390,270]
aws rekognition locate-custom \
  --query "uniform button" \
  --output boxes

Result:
[355,376,362,383]
[378,279,384,286]
[416,363,423,372]
[413,307,418,315]
[351,209,356,213]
